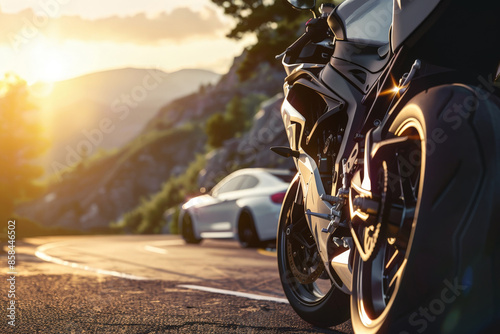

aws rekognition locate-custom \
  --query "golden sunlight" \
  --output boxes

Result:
[26,39,70,84]
[379,75,401,96]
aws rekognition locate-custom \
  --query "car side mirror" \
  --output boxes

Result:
[200,187,212,195]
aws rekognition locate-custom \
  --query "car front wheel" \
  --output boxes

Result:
[181,213,202,244]
[238,211,260,248]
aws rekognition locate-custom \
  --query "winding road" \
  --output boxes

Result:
[1,235,353,333]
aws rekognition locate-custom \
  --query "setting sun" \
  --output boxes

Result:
[37,57,65,83]
[0,0,243,85]
[25,39,71,84]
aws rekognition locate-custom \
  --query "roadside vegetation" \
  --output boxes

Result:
[205,94,268,148]
[116,154,206,234]
[116,93,269,234]
[0,74,47,222]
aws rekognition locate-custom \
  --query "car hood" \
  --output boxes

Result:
[182,195,217,210]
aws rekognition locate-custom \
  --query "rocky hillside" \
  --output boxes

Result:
[18,125,204,230]
[18,54,290,231]
[199,94,294,189]
[34,68,220,175]
[143,53,283,132]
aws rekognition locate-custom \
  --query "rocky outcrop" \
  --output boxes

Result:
[199,94,294,189]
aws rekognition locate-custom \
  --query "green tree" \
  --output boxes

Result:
[225,96,246,134]
[206,94,271,148]
[205,113,232,148]
[0,73,47,221]
[242,93,270,122]
[211,0,312,79]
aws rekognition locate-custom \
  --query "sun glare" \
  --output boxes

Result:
[27,39,70,84]
[380,75,401,96]
[38,57,66,83]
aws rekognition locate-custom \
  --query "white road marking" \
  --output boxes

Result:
[143,245,169,255]
[178,284,289,304]
[200,232,234,239]
[148,240,185,247]
[35,242,149,281]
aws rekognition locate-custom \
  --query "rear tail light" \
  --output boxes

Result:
[271,191,286,204]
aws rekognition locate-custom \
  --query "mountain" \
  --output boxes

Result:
[34,68,220,175]
[141,53,283,132]
[18,55,288,231]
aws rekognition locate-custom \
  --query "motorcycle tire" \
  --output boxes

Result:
[351,84,500,333]
[277,176,350,328]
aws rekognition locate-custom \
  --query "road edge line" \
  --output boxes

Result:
[178,284,289,304]
[35,243,150,281]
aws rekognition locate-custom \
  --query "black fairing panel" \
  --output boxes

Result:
[328,40,391,94]
[320,64,368,191]
[391,0,441,51]
[393,0,500,76]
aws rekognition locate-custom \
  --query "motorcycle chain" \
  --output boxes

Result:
[361,161,389,261]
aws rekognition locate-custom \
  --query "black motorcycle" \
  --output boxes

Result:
[273,0,500,332]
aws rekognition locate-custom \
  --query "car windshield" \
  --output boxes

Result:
[211,174,259,196]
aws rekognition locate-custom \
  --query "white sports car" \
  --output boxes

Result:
[179,168,295,247]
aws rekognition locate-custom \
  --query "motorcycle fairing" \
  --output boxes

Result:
[281,88,340,269]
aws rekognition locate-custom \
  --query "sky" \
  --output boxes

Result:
[0,0,252,84]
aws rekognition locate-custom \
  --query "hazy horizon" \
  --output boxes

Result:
[0,0,253,84]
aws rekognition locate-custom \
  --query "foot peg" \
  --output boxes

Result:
[353,196,379,216]
[320,194,341,204]
[270,146,300,158]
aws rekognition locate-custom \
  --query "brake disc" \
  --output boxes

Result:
[286,224,325,284]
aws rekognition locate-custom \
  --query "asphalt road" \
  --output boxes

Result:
[1,235,353,333]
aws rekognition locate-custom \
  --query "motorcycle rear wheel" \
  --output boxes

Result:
[277,178,350,328]
[351,84,500,333]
